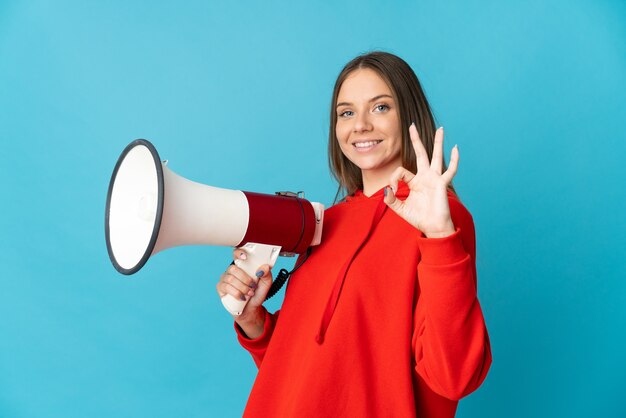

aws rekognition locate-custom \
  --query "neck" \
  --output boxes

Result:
[361,164,401,197]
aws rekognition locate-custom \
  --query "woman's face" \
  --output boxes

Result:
[335,68,403,181]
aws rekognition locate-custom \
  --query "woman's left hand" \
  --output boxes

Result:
[384,124,459,238]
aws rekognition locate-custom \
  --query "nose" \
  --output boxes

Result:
[353,111,372,133]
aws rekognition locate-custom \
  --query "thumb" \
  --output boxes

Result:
[383,186,404,215]
[248,264,273,307]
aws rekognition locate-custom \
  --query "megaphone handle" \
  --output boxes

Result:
[221,243,282,316]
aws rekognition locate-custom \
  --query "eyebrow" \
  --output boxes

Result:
[336,94,394,108]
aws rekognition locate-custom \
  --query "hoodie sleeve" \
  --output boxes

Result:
[412,196,492,400]
[234,308,280,368]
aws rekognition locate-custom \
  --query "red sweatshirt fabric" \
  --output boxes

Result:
[235,182,491,417]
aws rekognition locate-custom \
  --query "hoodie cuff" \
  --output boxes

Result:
[235,308,275,350]
[417,227,468,265]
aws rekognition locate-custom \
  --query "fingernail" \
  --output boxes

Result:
[240,295,246,301]
[239,252,247,260]
[383,187,388,197]
[249,281,258,289]
[255,270,264,278]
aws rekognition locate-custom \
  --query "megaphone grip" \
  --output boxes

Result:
[221,294,248,317]
[221,242,281,315]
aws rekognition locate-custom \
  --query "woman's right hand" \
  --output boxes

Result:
[216,248,274,339]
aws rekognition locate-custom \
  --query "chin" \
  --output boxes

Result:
[350,155,386,169]
[355,162,390,174]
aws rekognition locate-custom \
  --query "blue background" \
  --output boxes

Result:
[1,1,625,417]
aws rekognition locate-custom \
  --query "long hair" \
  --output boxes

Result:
[328,51,454,202]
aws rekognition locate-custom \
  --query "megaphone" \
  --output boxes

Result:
[104,139,324,315]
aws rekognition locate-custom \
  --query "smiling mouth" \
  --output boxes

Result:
[353,140,382,150]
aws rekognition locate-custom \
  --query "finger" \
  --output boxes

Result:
[389,166,415,192]
[383,185,406,215]
[409,123,430,173]
[225,264,258,291]
[251,265,272,289]
[442,145,459,184]
[232,248,248,261]
[430,127,444,174]
[221,270,256,297]
[216,281,226,298]
[217,280,251,302]
[247,265,274,305]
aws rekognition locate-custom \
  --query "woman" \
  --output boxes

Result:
[216,51,492,417]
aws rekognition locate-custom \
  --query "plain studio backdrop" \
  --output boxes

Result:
[1,1,625,417]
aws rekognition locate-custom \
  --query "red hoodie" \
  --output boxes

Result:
[235,183,491,417]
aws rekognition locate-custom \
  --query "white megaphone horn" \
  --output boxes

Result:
[104,139,324,316]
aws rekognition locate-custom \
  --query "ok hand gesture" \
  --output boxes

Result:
[383,124,458,239]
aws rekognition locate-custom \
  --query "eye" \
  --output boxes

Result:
[374,104,389,113]
[338,110,354,118]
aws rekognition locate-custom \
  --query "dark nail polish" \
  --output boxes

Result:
[249,281,258,289]
[384,187,388,197]
[240,295,246,301]
[256,270,264,278]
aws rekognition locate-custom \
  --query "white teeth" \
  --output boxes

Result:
[354,140,381,148]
